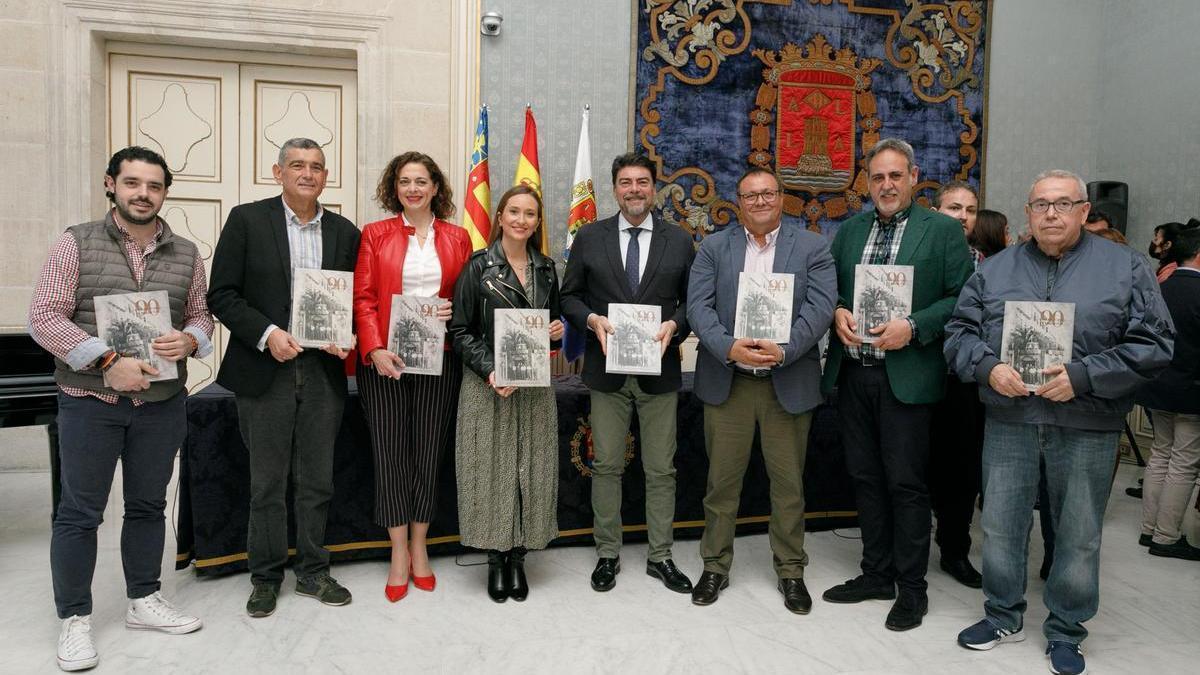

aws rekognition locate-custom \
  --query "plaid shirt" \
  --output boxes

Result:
[847,205,911,361]
[28,214,215,405]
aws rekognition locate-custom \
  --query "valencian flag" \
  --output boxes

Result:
[561,106,596,362]
[513,105,549,255]
[462,105,491,250]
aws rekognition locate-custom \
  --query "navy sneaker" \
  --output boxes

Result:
[957,618,1025,650]
[1046,640,1086,675]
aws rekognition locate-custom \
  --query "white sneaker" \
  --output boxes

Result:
[57,615,98,672]
[125,592,203,634]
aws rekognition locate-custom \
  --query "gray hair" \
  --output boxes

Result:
[277,138,325,167]
[1028,169,1087,201]
[864,138,916,170]
[933,180,977,208]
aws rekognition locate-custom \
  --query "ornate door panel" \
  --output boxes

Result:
[239,64,357,222]
[109,52,358,393]
[110,54,240,394]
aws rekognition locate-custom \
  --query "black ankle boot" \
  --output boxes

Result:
[507,547,528,601]
[487,550,510,603]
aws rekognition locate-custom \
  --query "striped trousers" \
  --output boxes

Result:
[357,351,463,526]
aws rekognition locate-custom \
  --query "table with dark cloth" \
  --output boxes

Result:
[176,374,856,576]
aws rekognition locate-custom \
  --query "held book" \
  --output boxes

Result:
[94,290,178,382]
[733,272,794,343]
[493,308,551,387]
[852,264,914,344]
[605,303,661,376]
[290,268,354,349]
[386,295,445,376]
[1000,301,1076,391]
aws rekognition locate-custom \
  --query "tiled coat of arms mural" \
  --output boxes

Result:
[635,0,990,237]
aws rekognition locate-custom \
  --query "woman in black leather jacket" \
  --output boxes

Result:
[448,185,563,603]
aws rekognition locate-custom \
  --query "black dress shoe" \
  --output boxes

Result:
[590,557,620,592]
[646,559,693,593]
[690,571,728,606]
[777,578,812,615]
[822,575,896,604]
[940,557,983,589]
[1148,535,1200,561]
[884,592,928,631]
[487,550,510,603]
[1139,533,1152,547]
[507,547,529,601]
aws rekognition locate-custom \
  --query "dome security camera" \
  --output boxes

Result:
[481,11,503,36]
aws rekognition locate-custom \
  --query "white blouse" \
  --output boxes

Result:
[401,214,443,297]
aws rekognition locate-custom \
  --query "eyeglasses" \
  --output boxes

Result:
[738,189,780,203]
[1027,199,1086,214]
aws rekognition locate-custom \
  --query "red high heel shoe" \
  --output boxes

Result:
[412,573,436,592]
[385,581,409,602]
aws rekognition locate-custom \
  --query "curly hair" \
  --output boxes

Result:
[374,151,455,219]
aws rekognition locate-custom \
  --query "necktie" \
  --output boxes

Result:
[625,226,642,294]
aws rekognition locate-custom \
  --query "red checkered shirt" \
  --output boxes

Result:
[28,215,214,405]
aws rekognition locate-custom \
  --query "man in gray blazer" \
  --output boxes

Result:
[686,167,837,613]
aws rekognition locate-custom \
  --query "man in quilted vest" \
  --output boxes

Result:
[29,146,214,671]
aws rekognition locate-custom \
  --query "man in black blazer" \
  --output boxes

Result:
[561,153,696,594]
[208,138,360,618]
[1137,227,1200,560]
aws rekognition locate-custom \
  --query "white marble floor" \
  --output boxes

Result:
[2,463,1198,674]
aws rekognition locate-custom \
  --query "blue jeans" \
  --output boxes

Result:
[980,418,1118,644]
[51,391,186,618]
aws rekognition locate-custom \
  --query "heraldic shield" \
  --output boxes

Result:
[750,35,882,228]
[776,69,856,193]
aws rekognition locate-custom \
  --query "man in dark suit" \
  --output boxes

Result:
[561,153,696,595]
[1137,227,1200,560]
[820,138,973,631]
[685,167,837,613]
[208,137,361,618]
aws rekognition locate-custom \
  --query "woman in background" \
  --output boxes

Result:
[449,185,563,604]
[353,151,472,602]
[969,209,1010,259]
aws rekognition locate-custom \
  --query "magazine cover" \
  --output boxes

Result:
[733,272,794,343]
[290,268,354,349]
[493,308,551,387]
[852,264,914,343]
[386,295,445,376]
[93,290,177,382]
[605,303,661,376]
[1000,301,1076,391]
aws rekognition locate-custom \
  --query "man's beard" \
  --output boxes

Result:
[115,199,158,226]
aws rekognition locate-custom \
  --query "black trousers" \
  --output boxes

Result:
[928,374,984,560]
[236,352,346,586]
[838,360,933,593]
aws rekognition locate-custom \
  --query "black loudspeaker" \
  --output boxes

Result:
[1087,181,1128,234]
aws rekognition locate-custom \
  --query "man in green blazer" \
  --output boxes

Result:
[820,138,974,631]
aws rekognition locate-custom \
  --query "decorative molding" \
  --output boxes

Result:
[49,0,391,231]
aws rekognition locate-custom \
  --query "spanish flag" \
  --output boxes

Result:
[462,105,491,250]
[513,105,549,254]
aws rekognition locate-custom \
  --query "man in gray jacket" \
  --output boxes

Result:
[944,170,1174,675]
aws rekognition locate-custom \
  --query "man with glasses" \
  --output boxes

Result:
[821,138,974,631]
[945,170,1174,675]
[686,167,836,613]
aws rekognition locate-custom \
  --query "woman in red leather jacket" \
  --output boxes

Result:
[353,152,471,602]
